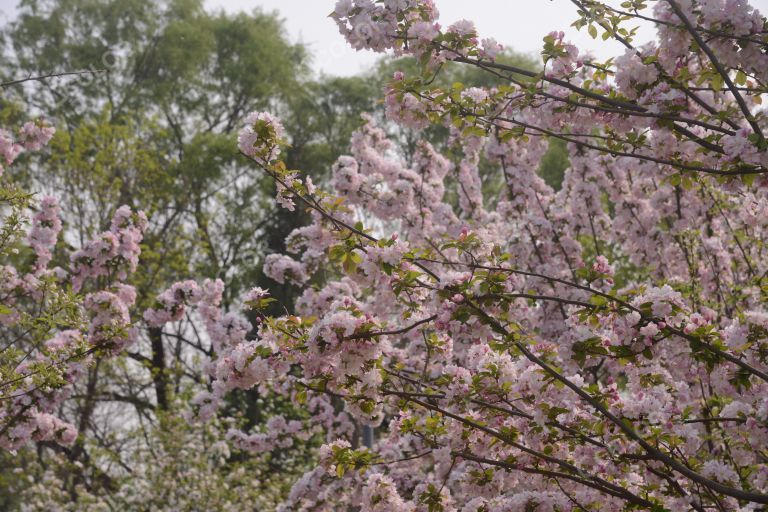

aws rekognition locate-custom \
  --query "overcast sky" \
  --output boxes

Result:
[3,0,768,76]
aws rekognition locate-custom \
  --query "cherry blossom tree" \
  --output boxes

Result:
[7,0,768,510]
[0,117,147,452]
[147,0,768,510]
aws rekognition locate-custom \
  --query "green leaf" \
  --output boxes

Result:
[711,73,724,92]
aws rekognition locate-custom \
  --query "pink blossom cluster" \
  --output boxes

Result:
[331,0,439,54]
[1,120,147,451]
[18,120,55,151]
[70,205,148,291]
[0,119,54,176]
[237,111,285,163]
[142,278,276,424]
[226,415,310,453]
[84,284,137,353]
[144,280,204,327]
[1,329,87,451]
[143,278,232,350]
[27,196,62,272]
[263,253,309,285]
[0,129,23,175]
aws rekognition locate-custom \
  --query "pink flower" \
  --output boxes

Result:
[447,19,476,37]
[238,111,285,162]
[18,120,55,151]
[592,255,615,277]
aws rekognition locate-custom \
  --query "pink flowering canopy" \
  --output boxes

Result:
[0,119,147,451]
[52,0,768,510]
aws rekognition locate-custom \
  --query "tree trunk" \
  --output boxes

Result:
[148,327,169,410]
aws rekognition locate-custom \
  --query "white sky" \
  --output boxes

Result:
[3,0,768,76]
